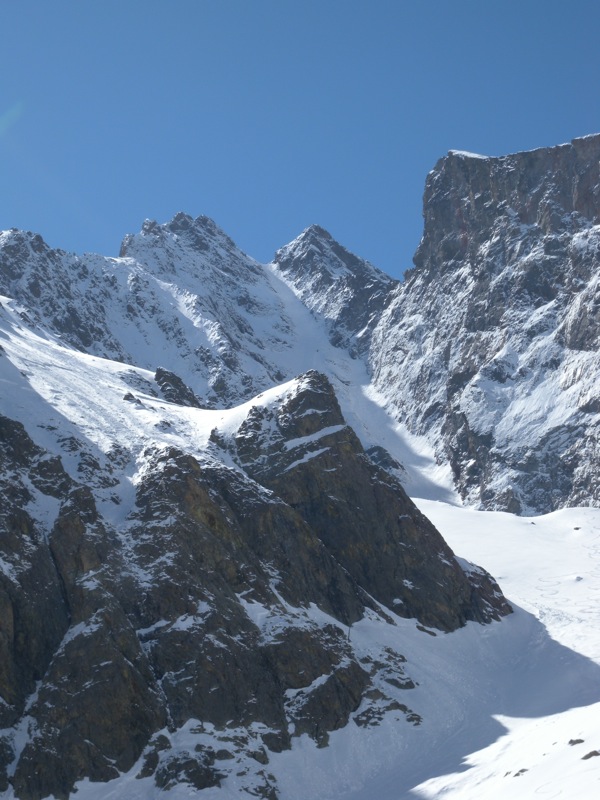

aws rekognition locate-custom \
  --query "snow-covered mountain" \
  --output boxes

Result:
[1,134,600,799]
[371,133,600,514]
[0,217,508,799]
[271,224,397,356]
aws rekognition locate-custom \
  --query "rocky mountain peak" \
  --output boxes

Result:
[291,224,333,244]
[275,223,389,283]
[372,133,600,514]
[414,134,600,279]
[0,228,55,264]
[273,226,397,355]
[119,212,254,278]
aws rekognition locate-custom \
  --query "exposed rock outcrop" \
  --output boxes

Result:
[272,225,397,356]
[371,134,600,513]
[217,371,509,630]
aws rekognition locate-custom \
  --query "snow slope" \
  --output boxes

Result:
[272,504,600,800]
[409,501,600,799]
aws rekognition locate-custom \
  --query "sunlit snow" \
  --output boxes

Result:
[1,234,600,798]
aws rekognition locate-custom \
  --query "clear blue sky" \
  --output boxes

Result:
[1,1,599,278]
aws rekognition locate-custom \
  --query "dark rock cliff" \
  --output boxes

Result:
[218,371,508,631]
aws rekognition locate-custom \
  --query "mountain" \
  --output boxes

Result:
[5,137,600,518]
[271,224,397,356]
[0,219,508,798]
[1,133,600,799]
[370,134,600,514]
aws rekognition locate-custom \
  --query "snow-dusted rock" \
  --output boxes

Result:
[0,215,298,408]
[272,224,397,356]
[371,134,600,513]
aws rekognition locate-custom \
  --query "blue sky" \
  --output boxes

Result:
[1,1,599,278]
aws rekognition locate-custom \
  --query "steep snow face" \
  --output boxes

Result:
[272,224,397,356]
[370,134,600,514]
[0,216,303,406]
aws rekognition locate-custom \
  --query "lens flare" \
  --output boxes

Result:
[0,101,25,137]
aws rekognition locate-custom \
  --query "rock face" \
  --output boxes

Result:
[0,367,510,799]
[371,134,600,513]
[272,225,397,356]
[216,371,508,631]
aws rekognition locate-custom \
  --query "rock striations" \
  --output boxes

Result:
[272,225,397,356]
[2,132,599,798]
[371,134,600,513]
